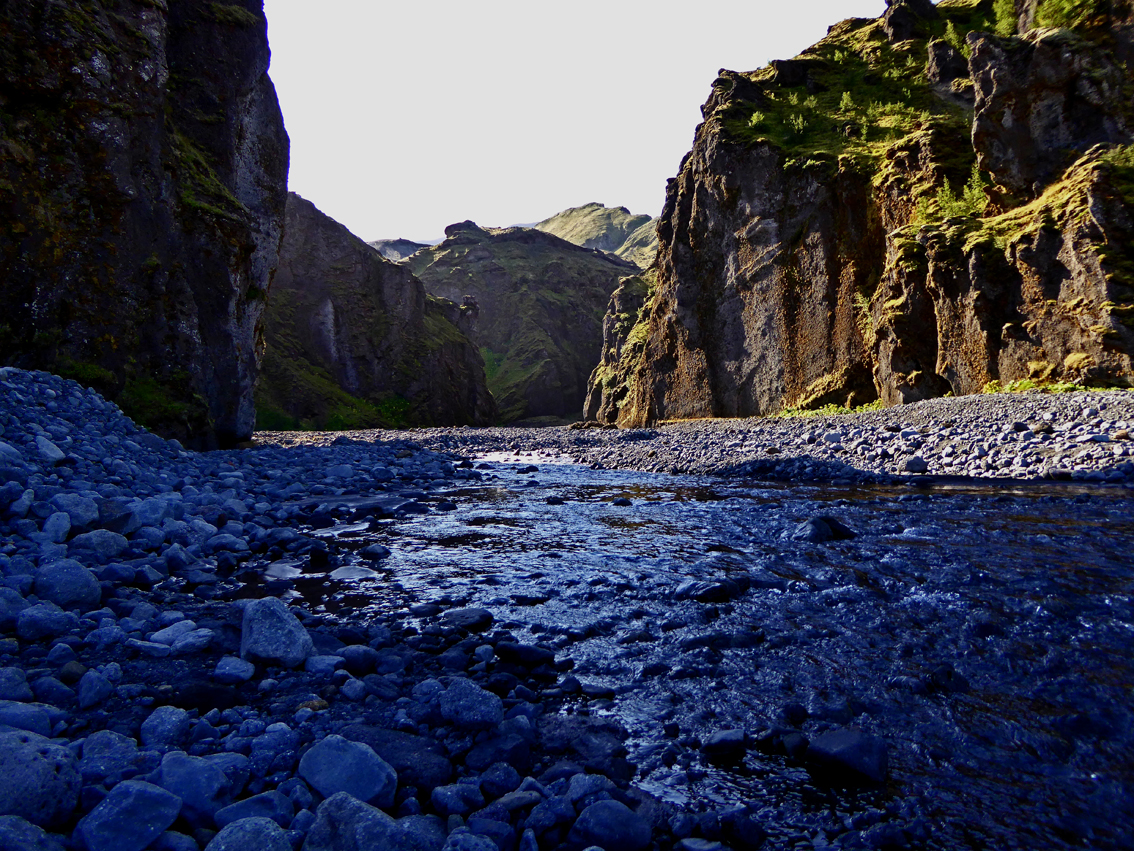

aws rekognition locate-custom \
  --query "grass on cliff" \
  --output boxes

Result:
[720,1,997,172]
[774,399,885,419]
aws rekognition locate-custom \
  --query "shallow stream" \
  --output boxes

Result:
[271,454,1133,850]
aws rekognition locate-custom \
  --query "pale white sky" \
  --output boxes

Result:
[262,0,888,243]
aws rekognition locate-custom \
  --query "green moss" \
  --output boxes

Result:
[56,358,117,395]
[774,399,886,418]
[981,377,1090,393]
[1034,0,1110,28]
[119,372,210,435]
[207,3,262,27]
[168,131,245,221]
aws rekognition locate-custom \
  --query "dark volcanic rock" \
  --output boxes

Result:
[257,194,496,429]
[971,27,1132,199]
[0,0,289,448]
[587,5,1134,426]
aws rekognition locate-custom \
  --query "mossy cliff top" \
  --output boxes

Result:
[535,202,659,269]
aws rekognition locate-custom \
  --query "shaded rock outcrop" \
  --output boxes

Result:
[588,0,1134,426]
[257,194,494,429]
[536,202,659,269]
[0,0,289,447]
[406,221,637,422]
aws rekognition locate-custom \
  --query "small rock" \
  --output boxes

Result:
[439,677,504,730]
[0,814,65,851]
[302,792,402,851]
[34,559,102,611]
[141,706,191,747]
[806,728,888,784]
[213,656,255,684]
[0,668,33,702]
[77,670,114,710]
[903,456,929,474]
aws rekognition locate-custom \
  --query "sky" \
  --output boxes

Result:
[262,0,889,243]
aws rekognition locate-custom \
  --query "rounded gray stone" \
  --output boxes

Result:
[48,493,99,529]
[34,559,101,611]
[75,780,182,851]
[567,799,651,851]
[0,731,80,829]
[239,598,314,668]
[16,603,78,641]
[302,792,402,851]
[204,817,291,851]
[77,670,114,710]
[141,705,191,747]
[439,677,504,730]
[0,814,65,851]
[298,735,397,808]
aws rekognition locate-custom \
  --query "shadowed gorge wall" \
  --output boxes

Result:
[0,0,289,447]
[257,194,495,430]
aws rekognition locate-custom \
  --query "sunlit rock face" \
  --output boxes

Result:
[0,0,289,447]
[587,0,1134,427]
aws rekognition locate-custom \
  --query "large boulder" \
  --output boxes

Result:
[74,780,182,851]
[0,731,80,829]
[298,735,397,809]
[33,559,101,611]
[301,792,403,851]
[239,598,314,668]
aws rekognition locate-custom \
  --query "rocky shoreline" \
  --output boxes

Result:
[2,367,1131,851]
[264,390,1134,487]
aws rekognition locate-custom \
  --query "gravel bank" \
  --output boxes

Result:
[262,390,1134,486]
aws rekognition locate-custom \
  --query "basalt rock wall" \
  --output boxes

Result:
[257,194,495,430]
[0,0,289,447]
[588,0,1134,427]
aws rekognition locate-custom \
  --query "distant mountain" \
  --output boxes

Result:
[536,202,659,269]
[368,238,430,262]
[404,221,638,423]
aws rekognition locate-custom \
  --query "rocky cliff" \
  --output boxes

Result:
[587,0,1134,426]
[257,194,495,429]
[0,0,289,447]
[536,202,659,269]
[405,222,638,422]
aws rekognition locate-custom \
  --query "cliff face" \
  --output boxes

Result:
[588,0,1134,426]
[257,194,495,430]
[535,202,659,269]
[406,222,638,422]
[0,0,289,447]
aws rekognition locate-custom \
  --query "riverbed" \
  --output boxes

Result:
[278,451,1134,851]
